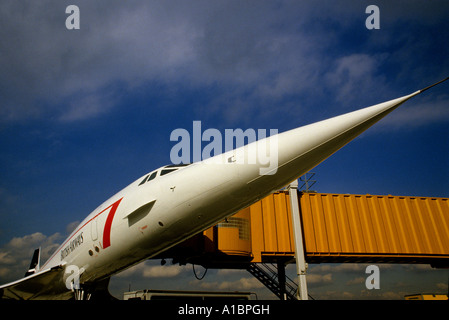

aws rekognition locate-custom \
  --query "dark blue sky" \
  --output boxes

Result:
[0,1,448,299]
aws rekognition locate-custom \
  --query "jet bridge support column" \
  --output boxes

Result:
[288,180,309,300]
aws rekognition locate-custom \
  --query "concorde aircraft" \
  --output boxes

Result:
[1,78,447,300]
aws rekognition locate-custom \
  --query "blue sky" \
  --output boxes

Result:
[0,1,448,299]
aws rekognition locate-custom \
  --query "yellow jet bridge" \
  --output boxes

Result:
[156,183,449,300]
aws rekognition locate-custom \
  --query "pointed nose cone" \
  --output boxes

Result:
[280,90,421,166]
[240,78,448,196]
[261,90,423,190]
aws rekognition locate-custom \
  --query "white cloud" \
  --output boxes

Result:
[0,1,346,124]
[307,273,333,286]
[0,252,16,265]
[196,276,264,291]
[311,263,368,273]
[436,282,448,292]
[58,90,117,122]
[7,232,47,249]
[1,0,447,126]
[0,232,62,283]
[0,0,204,122]
[318,290,355,300]
[346,276,365,286]
[65,221,81,235]
[377,96,449,130]
[115,261,189,279]
[114,261,146,278]
[142,264,186,278]
[325,53,389,105]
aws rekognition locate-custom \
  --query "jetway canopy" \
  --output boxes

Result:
[157,191,449,268]
[300,193,449,265]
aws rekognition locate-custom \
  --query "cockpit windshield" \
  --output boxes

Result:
[138,164,191,186]
[160,169,177,176]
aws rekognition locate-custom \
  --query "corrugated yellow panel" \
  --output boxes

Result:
[414,197,439,253]
[203,227,215,253]
[324,195,342,253]
[313,193,329,253]
[397,197,419,253]
[387,196,407,253]
[426,197,449,254]
[393,196,414,254]
[413,197,438,253]
[248,191,295,261]
[273,192,293,252]
[261,194,278,252]
[379,196,402,253]
[249,200,264,262]
[300,193,449,260]
[284,193,295,252]
[401,197,428,254]
[356,195,377,253]
[332,194,353,253]
[404,197,425,253]
[300,192,317,254]
[435,198,449,252]
[347,195,367,253]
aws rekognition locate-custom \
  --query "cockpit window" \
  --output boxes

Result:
[138,164,191,186]
[160,169,177,176]
[164,164,190,168]
[148,171,157,181]
[138,171,157,186]
[160,163,191,176]
[138,175,149,186]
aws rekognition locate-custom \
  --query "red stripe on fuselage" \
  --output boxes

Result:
[102,198,122,249]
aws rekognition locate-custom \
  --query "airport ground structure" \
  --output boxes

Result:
[154,182,449,300]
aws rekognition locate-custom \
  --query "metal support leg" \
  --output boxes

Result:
[288,180,309,300]
[74,288,92,300]
[277,260,286,300]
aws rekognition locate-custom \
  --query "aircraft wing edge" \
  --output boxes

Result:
[0,265,67,300]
